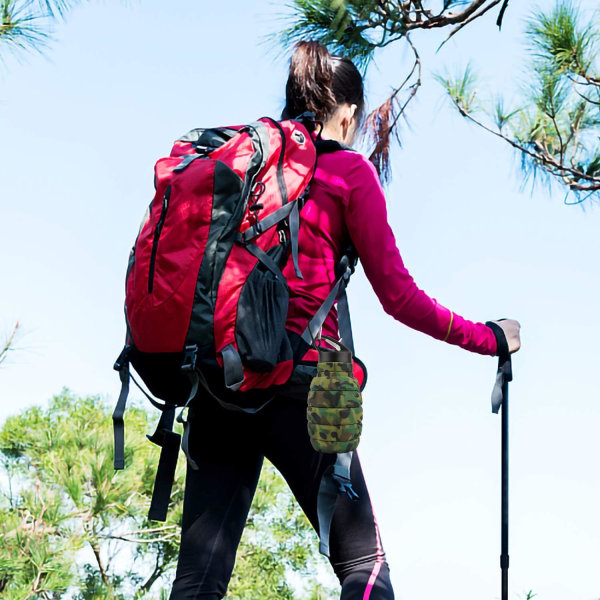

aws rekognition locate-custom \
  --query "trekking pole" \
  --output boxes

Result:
[490,348,512,600]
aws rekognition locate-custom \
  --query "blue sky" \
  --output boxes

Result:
[1,1,599,598]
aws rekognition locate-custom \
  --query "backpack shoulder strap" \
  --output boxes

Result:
[301,136,360,355]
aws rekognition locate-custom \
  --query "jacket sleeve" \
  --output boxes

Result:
[342,154,497,356]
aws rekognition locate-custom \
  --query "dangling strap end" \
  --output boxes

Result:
[112,362,130,471]
[319,539,330,557]
[289,200,303,280]
[177,406,200,471]
[147,424,182,522]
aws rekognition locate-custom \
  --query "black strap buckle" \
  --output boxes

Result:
[293,111,320,133]
[332,463,359,501]
[114,345,132,371]
[181,345,198,372]
[336,246,358,280]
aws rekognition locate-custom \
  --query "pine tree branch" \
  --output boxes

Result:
[112,524,179,536]
[138,550,166,596]
[23,567,44,600]
[448,96,600,192]
[364,34,421,182]
[438,0,502,49]
[412,0,490,30]
[90,539,112,589]
[98,532,179,544]
[572,86,600,107]
[0,321,19,366]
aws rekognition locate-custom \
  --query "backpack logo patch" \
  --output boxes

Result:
[292,131,306,144]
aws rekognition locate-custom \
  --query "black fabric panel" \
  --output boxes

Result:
[185,124,267,355]
[315,138,353,154]
[185,161,243,349]
[129,347,196,405]
[289,329,310,363]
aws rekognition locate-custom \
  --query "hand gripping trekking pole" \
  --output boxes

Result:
[487,322,513,600]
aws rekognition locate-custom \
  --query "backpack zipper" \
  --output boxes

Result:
[148,185,171,294]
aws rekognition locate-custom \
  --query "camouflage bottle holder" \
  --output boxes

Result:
[307,336,363,454]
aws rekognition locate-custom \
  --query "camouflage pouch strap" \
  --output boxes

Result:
[317,451,358,556]
[301,248,357,349]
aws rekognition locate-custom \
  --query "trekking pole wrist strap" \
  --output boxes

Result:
[486,320,510,360]
[486,321,513,414]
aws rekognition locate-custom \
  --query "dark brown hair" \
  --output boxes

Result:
[282,41,365,125]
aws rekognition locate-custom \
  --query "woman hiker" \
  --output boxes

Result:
[169,40,521,599]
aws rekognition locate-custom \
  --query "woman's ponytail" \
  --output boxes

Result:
[283,41,337,121]
[283,41,364,124]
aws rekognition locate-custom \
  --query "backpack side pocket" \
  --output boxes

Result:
[235,245,291,372]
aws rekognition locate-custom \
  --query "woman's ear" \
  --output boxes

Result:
[341,103,359,144]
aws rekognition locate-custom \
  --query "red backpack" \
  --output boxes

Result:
[112,115,358,520]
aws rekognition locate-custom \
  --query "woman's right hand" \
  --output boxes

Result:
[490,319,521,354]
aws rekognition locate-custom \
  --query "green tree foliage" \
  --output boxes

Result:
[0,0,87,57]
[280,0,512,180]
[0,391,336,598]
[441,1,600,204]
[0,391,183,598]
[282,0,511,67]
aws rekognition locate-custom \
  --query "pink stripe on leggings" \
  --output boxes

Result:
[362,513,385,599]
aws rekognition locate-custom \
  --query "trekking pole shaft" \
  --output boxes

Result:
[501,379,509,600]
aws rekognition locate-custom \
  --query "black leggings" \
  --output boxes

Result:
[169,390,394,599]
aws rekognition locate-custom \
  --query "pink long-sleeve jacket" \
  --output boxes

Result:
[283,148,498,356]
